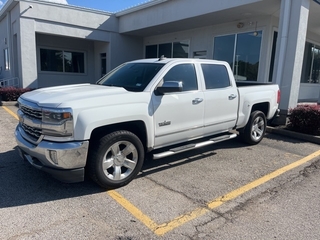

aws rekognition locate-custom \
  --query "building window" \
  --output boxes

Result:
[301,42,320,84]
[100,53,107,78]
[193,51,207,59]
[146,45,157,58]
[213,31,262,81]
[145,40,189,58]
[40,48,85,73]
[159,43,172,57]
[4,48,9,70]
[269,31,278,82]
[173,41,189,58]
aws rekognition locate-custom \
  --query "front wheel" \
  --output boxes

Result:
[87,130,145,189]
[240,110,266,145]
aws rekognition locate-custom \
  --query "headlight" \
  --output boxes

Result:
[42,108,74,137]
[42,108,72,124]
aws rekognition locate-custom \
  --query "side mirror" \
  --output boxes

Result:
[156,81,183,95]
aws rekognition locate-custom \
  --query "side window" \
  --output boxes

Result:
[163,64,197,91]
[201,64,231,89]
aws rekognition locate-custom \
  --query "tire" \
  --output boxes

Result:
[240,110,266,145]
[87,130,145,189]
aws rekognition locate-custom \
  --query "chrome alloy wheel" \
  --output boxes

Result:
[251,116,265,141]
[102,140,138,181]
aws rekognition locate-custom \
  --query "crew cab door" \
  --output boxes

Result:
[151,63,204,148]
[201,63,238,134]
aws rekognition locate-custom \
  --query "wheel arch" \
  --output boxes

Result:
[238,102,269,132]
[89,121,148,150]
[251,102,269,117]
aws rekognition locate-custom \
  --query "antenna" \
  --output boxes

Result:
[158,55,166,61]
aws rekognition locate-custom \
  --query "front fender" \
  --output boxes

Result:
[73,103,155,148]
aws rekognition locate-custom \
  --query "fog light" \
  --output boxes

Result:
[49,150,58,165]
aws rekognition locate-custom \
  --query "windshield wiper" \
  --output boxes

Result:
[103,84,123,88]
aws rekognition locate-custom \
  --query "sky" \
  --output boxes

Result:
[0,0,153,12]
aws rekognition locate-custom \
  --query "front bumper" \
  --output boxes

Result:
[15,125,89,183]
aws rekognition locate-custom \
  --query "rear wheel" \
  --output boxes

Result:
[87,130,145,189]
[240,110,266,145]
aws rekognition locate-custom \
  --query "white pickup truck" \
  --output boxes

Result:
[15,58,280,188]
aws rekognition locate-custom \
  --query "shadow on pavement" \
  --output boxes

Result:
[0,147,102,209]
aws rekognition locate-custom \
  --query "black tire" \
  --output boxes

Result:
[87,130,145,189]
[240,110,266,145]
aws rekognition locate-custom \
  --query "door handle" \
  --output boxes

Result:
[192,98,203,104]
[228,94,237,100]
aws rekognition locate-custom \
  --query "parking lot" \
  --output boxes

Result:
[1,105,320,239]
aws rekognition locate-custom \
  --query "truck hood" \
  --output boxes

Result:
[20,84,134,108]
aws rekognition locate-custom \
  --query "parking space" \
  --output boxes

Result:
[1,105,320,239]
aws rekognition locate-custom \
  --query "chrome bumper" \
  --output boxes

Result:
[15,125,89,183]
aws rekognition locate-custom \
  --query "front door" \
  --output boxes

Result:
[151,63,204,148]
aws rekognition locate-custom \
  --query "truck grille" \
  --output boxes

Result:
[21,123,42,140]
[20,105,42,120]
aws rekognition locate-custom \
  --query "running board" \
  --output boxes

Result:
[153,133,237,159]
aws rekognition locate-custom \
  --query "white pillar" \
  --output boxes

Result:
[272,0,310,124]
[20,18,38,89]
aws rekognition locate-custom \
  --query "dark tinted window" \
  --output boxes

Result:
[40,49,63,72]
[163,64,197,91]
[201,64,230,89]
[146,45,158,58]
[159,43,172,58]
[64,51,84,73]
[40,48,85,73]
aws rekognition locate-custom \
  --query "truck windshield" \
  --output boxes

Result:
[97,63,165,92]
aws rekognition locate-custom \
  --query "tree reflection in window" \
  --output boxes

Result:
[301,43,320,84]
[213,31,262,81]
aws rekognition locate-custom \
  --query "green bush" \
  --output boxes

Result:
[0,87,32,101]
[287,104,320,135]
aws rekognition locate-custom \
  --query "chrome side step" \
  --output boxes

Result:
[153,133,237,159]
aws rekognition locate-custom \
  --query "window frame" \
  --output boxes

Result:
[300,41,320,84]
[145,40,190,59]
[213,31,263,82]
[38,47,86,75]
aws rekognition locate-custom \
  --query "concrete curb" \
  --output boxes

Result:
[0,101,18,106]
[266,126,320,145]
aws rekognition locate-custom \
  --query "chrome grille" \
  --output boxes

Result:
[21,123,42,139]
[20,105,42,119]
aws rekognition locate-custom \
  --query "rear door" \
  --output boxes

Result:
[201,63,238,135]
[151,63,204,148]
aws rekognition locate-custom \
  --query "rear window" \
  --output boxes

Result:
[201,64,231,89]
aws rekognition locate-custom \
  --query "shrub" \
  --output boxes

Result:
[0,87,32,101]
[287,104,320,135]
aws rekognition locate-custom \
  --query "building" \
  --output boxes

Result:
[0,0,319,121]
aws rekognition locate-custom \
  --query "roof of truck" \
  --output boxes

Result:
[128,57,226,65]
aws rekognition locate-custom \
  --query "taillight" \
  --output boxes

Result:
[277,90,281,104]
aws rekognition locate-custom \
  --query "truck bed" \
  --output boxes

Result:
[236,81,275,87]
